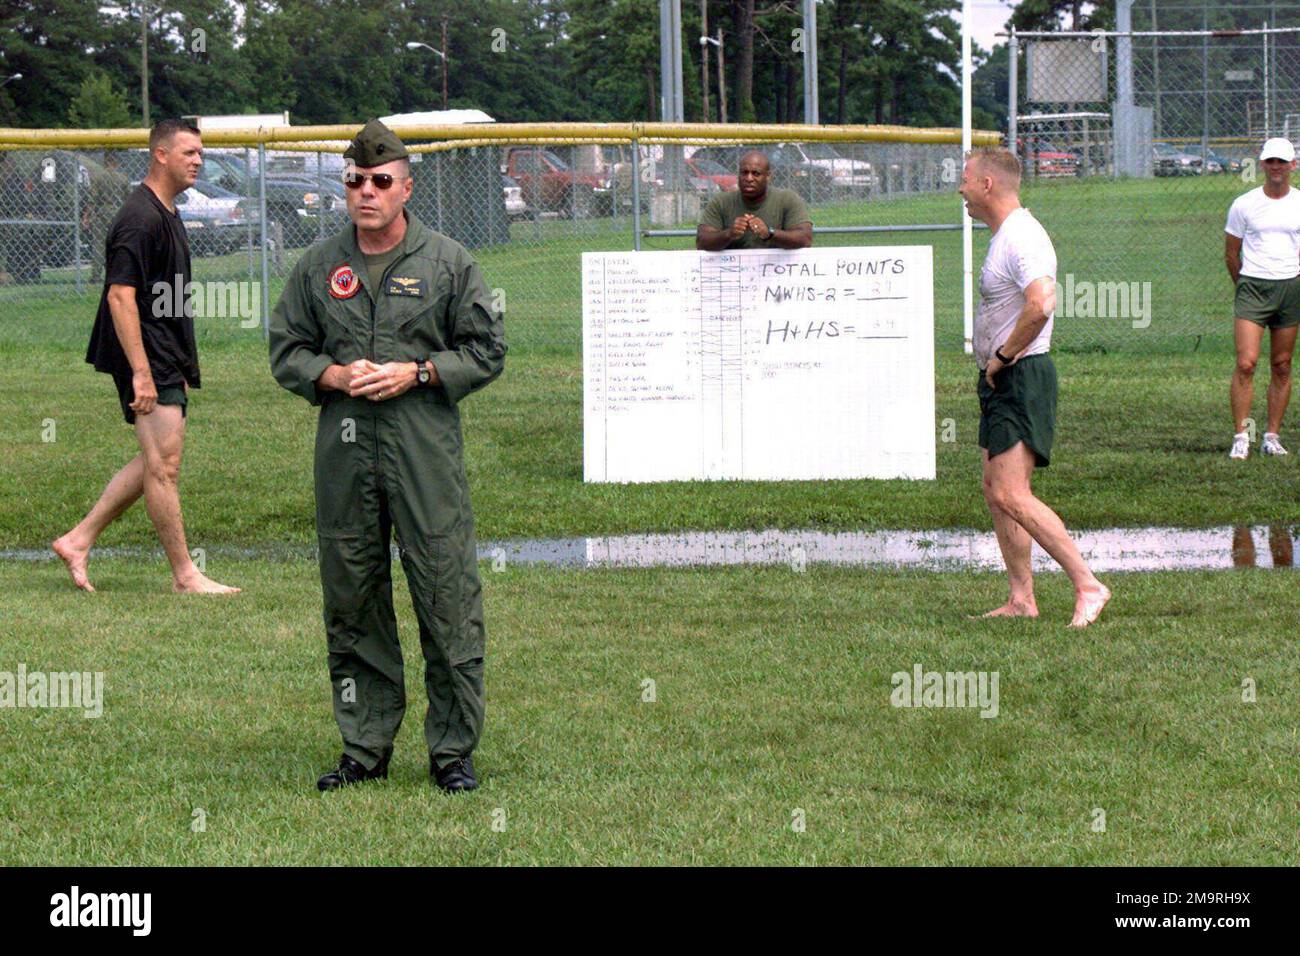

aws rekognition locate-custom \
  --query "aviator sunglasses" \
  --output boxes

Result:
[342,170,404,190]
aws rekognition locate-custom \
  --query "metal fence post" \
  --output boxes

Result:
[1202,6,1209,170]
[436,150,445,233]
[570,161,577,223]
[72,157,83,296]
[258,143,270,339]
[632,145,642,251]
[316,149,324,241]
[245,146,255,281]
[1009,30,1019,158]
[1264,22,1271,136]
[532,146,541,242]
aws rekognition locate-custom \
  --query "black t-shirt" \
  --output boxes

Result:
[85,183,200,388]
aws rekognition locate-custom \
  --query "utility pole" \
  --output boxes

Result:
[701,0,710,122]
[441,15,450,111]
[659,0,684,122]
[717,30,726,123]
[140,0,150,127]
[702,29,726,123]
[801,0,819,124]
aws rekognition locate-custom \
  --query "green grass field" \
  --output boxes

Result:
[2,559,1295,866]
[3,345,1297,550]
[2,173,1297,866]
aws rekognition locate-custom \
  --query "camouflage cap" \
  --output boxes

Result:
[343,119,409,168]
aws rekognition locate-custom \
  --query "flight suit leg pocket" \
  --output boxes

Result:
[318,531,374,648]
[416,527,481,666]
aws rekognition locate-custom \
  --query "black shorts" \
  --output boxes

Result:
[977,353,1057,468]
[113,373,188,425]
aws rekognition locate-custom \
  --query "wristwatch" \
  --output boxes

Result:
[416,360,432,387]
[765,226,775,240]
[994,347,1012,364]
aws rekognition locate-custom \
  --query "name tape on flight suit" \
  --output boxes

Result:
[386,276,426,297]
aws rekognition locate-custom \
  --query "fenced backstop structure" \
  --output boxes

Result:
[1,109,1286,354]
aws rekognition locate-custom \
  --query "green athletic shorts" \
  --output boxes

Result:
[1234,276,1300,329]
[977,353,1057,468]
[113,373,187,425]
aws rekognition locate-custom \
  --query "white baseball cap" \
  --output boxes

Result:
[1260,137,1296,162]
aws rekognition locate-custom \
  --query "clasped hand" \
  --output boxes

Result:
[345,359,418,401]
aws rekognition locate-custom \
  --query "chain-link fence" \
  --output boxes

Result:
[1007,2,1300,351]
[0,125,994,360]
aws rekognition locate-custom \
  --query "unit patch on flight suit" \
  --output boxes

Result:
[329,263,360,299]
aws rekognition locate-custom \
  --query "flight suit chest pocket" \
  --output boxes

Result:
[311,283,367,360]
[391,277,453,354]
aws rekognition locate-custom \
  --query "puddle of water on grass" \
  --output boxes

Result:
[486,524,1297,572]
[6,525,1294,572]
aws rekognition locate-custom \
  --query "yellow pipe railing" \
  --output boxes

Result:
[0,121,1002,150]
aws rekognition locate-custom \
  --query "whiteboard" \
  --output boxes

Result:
[582,246,935,483]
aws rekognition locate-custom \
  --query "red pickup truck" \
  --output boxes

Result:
[502,147,614,218]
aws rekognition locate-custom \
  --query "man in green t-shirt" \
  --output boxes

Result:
[695,150,813,251]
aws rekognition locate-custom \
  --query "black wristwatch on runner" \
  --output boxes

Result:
[994,347,1012,364]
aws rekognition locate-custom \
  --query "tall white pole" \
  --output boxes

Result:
[961,0,974,354]
[802,0,819,124]
[672,0,684,122]
[660,0,673,121]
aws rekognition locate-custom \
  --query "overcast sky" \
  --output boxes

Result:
[966,0,1015,54]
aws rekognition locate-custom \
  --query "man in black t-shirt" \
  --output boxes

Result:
[53,119,239,595]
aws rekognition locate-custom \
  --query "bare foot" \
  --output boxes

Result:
[1069,582,1111,628]
[969,600,1038,619]
[173,572,241,595]
[52,535,95,593]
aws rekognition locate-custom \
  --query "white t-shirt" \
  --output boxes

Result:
[1224,186,1300,280]
[974,207,1056,369]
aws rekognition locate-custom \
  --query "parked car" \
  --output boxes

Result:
[502,174,532,220]
[175,180,261,256]
[687,145,834,200]
[774,141,876,191]
[0,149,106,283]
[262,175,348,246]
[1182,145,1238,174]
[502,147,613,218]
[198,151,254,194]
[1016,137,1080,178]
[1153,142,1203,176]
[685,156,738,191]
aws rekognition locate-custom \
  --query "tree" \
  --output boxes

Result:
[67,72,133,128]
[1010,0,1113,33]
[0,0,111,127]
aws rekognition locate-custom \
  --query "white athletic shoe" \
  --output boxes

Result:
[1229,432,1251,460]
[1261,432,1289,456]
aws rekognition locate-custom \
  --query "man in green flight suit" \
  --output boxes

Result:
[269,119,506,793]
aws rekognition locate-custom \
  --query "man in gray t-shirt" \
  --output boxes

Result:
[959,147,1110,628]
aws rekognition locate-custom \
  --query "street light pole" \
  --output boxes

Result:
[701,32,725,123]
[405,41,449,111]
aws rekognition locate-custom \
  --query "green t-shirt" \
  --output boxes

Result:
[699,186,812,249]
[363,245,405,298]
